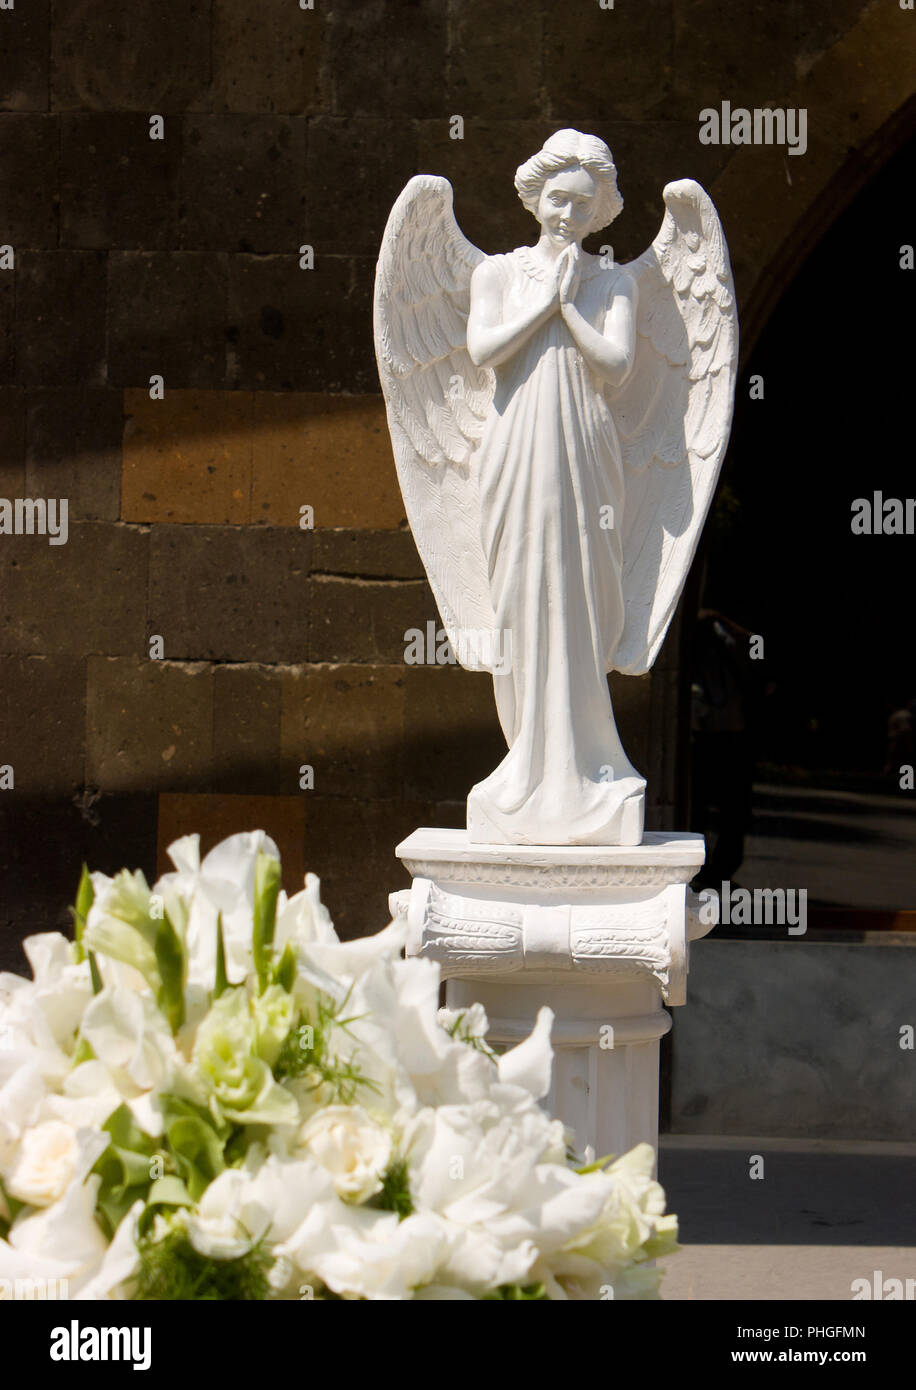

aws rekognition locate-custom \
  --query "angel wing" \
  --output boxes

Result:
[610,179,738,676]
[374,175,499,671]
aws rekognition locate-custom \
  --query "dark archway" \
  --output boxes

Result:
[689,132,916,919]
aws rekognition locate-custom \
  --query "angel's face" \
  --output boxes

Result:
[536,166,598,249]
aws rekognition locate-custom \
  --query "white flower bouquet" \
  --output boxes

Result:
[0,832,678,1301]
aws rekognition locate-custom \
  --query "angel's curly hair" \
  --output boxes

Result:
[515,129,623,235]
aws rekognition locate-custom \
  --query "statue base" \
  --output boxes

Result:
[466,782,645,847]
[391,828,713,1161]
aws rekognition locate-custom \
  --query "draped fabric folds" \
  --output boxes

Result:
[467,250,645,846]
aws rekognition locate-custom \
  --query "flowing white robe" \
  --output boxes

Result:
[466,248,645,846]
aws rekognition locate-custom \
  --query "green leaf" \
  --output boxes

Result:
[575,1152,616,1175]
[252,852,282,995]
[72,1034,95,1067]
[147,1176,194,1209]
[110,1144,156,1190]
[136,1176,195,1240]
[159,1093,229,1140]
[91,1104,157,1238]
[102,1102,157,1154]
[88,951,103,995]
[222,1126,253,1169]
[214,911,229,999]
[0,1175,26,1226]
[483,1283,549,1300]
[70,864,94,963]
[166,1115,226,1203]
[155,909,186,1034]
[272,941,296,994]
[158,1094,228,1200]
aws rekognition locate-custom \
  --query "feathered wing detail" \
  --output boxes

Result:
[610,179,738,676]
[374,175,498,670]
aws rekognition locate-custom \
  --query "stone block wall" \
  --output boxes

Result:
[0,0,909,959]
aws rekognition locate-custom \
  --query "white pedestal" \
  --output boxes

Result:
[391,829,714,1161]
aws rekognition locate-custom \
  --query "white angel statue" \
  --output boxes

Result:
[375,130,737,847]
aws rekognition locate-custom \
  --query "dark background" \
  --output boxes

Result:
[704,135,915,783]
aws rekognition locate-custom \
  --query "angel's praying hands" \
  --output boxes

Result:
[375,130,737,846]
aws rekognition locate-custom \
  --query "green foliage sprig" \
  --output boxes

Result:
[445,1010,498,1061]
[368,1159,414,1221]
[274,987,377,1105]
[133,1225,272,1301]
[483,1283,549,1300]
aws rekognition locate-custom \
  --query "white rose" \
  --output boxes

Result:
[187,1170,259,1261]
[6,1120,81,1207]
[298,1106,392,1203]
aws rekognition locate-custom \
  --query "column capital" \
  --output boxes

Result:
[393,828,714,1007]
